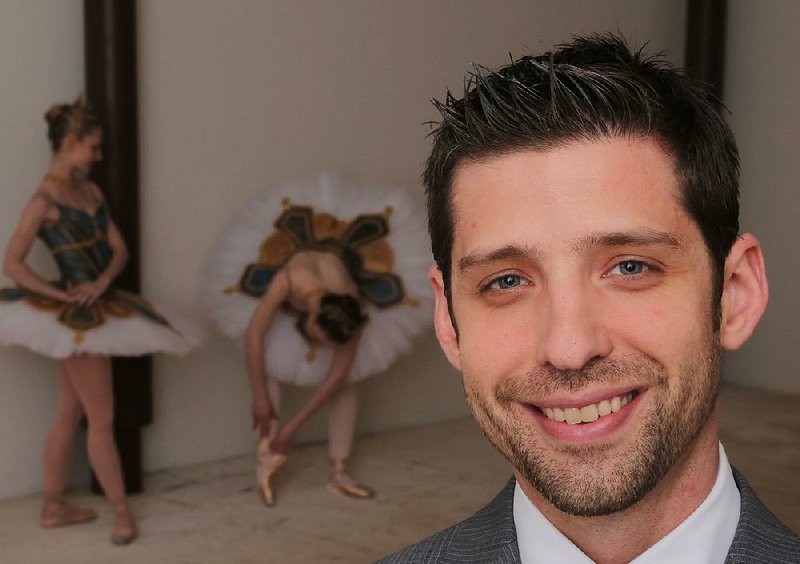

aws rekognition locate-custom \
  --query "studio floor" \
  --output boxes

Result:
[1,383,797,564]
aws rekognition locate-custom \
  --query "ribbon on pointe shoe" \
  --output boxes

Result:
[325,458,375,499]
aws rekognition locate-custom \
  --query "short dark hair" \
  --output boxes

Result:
[297,293,367,345]
[424,33,739,325]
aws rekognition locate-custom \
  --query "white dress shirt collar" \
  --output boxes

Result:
[513,443,740,563]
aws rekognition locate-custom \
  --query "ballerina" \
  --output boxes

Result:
[0,97,200,544]
[247,247,371,504]
[201,173,432,505]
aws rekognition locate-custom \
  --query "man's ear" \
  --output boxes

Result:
[719,233,769,351]
[429,265,461,371]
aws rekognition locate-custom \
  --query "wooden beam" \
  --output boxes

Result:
[84,0,150,494]
[685,0,728,99]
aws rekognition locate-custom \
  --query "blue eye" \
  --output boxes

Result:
[491,274,526,289]
[611,260,648,276]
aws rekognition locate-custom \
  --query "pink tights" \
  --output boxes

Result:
[267,379,357,461]
[42,354,127,507]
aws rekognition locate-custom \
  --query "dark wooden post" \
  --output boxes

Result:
[685,0,728,99]
[84,0,151,494]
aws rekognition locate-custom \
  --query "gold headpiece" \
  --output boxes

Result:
[66,96,93,136]
[46,96,94,136]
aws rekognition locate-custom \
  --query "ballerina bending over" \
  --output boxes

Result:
[246,249,374,505]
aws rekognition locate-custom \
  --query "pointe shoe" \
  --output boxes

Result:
[40,498,97,528]
[256,437,287,507]
[110,504,137,546]
[325,459,375,499]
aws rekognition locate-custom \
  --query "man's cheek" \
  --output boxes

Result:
[459,332,510,385]
[463,310,527,354]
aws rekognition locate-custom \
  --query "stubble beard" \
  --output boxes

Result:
[463,340,720,517]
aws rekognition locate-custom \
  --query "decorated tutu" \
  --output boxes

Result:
[200,172,433,386]
[0,202,201,358]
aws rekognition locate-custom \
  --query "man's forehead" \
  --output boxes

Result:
[452,134,674,183]
[450,137,679,210]
[447,137,694,255]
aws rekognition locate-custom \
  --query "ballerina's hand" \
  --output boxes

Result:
[271,432,294,456]
[56,288,80,304]
[251,402,277,438]
[67,279,108,306]
[270,423,297,455]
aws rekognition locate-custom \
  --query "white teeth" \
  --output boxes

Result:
[580,404,599,422]
[542,393,634,424]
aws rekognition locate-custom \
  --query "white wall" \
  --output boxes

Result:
[0,1,85,500]
[137,0,688,473]
[0,0,687,499]
[722,0,800,394]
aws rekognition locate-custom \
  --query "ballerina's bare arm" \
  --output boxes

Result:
[245,269,291,436]
[274,327,362,452]
[67,186,128,306]
[2,193,74,302]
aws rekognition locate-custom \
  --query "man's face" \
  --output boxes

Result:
[435,137,721,516]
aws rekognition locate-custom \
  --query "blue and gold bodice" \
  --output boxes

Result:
[234,202,412,309]
[38,202,112,285]
[0,200,170,339]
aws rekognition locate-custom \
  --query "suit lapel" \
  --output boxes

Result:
[725,466,799,563]
[440,477,521,563]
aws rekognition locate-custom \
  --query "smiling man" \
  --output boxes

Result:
[381,35,799,563]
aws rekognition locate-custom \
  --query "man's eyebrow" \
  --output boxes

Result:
[458,244,542,272]
[457,230,683,273]
[572,229,684,253]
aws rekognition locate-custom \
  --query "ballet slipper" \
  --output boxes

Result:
[110,503,137,546]
[256,437,287,506]
[325,458,375,499]
[40,497,97,528]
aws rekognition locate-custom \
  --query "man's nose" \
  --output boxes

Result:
[536,282,612,371]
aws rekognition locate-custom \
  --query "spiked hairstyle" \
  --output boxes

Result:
[424,34,740,326]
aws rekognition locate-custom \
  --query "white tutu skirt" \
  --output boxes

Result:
[200,172,433,386]
[0,287,203,359]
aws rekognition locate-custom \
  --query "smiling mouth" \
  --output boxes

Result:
[535,391,639,425]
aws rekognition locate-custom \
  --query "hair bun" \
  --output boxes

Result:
[44,104,69,126]
[44,96,99,151]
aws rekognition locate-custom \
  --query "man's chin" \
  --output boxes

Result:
[482,409,667,517]
[511,446,662,517]
[526,470,651,517]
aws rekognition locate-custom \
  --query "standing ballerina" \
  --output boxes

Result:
[0,98,199,544]
[202,173,432,506]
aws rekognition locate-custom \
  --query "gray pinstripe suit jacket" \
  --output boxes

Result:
[379,467,799,563]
